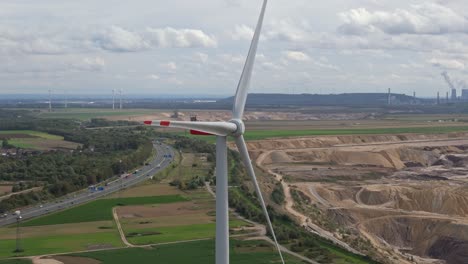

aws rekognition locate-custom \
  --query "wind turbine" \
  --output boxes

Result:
[48,89,52,112]
[112,89,116,110]
[144,1,284,264]
[119,88,123,110]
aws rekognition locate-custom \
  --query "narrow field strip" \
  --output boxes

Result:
[22,195,187,227]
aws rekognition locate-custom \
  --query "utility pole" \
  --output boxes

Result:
[119,159,123,200]
[14,211,23,253]
[64,91,68,109]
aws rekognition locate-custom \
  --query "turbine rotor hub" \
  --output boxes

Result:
[229,119,245,136]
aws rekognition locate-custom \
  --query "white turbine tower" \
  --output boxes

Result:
[144,1,284,264]
[48,89,52,112]
[119,88,123,110]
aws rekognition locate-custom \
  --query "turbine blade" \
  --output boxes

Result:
[232,0,268,119]
[143,120,237,136]
[234,135,285,264]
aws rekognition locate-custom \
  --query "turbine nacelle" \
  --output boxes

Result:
[228,119,245,137]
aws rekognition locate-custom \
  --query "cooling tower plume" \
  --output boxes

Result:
[441,72,455,90]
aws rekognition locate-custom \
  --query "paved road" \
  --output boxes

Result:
[0,142,174,227]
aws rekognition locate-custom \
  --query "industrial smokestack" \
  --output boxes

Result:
[441,72,455,90]
[441,72,457,101]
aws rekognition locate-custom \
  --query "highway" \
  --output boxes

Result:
[0,141,174,227]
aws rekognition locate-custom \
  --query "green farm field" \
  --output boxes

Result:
[37,108,159,121]
[0,259,31,264]
[177,125,468,142]
[0,130,62,140]
[243,125,468,140]
[126,221,249,245]
[0,130,78,150]
[0,232,123,258]
[22,195,187,227]
[72,239,307,264]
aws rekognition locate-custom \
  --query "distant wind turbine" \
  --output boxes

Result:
[119,89,123,110]
[64,90,68,109]
[48,89,52,112]
[144,1,284,264]
[112,89,116,110]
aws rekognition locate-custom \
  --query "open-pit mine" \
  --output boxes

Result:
[247,133,468,264]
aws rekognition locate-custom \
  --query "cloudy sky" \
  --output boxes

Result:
[1,0,467,97]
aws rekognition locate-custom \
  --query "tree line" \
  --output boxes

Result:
[0,110,153,213]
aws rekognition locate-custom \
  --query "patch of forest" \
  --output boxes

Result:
[0,109,153,213]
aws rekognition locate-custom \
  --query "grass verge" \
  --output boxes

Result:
[0,232,123,258]
[126,220,249,245]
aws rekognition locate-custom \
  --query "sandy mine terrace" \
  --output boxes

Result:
[103,110,468,131]
[250,133,468,264]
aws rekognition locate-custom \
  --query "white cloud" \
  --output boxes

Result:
[194,52,209,63]
[2,0,468,96]
[162,62,178,73]
[429,58,465,70]
[220,54,245,64]
[338,4,468,35]
[265,19,309,42]
[230,24,254,40]
[284,51,310,62]
[147,74,160,80]
[77,57,106,71]
[261,61,283,71]
[144,27,217,48]
[93,26,149,52]
[167,77,183,85]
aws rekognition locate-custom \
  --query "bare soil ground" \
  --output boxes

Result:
[0,185,12,196]
[107,183,180,198]
[107,111,468,131]
[250,133,468,264]
[52,256,101,264]
[122,214,214,230]
[0,221,114,240]
[116,201,208,219]
[0,187,42,201]
[0,134,36,139]
[13,138,80,150]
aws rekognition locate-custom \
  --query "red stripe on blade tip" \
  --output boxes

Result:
[160,121,170,127]
[143,120,152,125]
[190,130,214,136]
